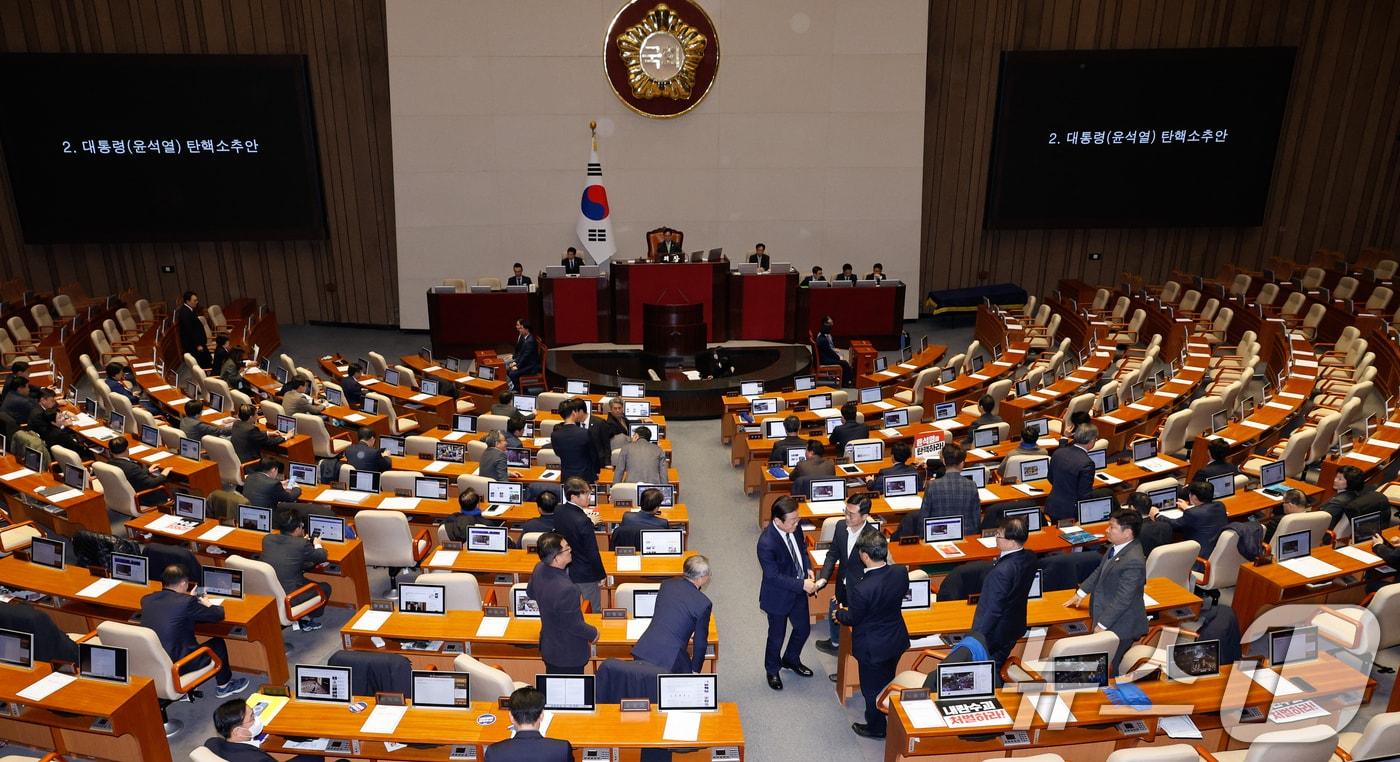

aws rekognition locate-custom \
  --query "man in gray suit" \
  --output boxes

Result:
[479,431,521,482]
[632,555,713,672]
[262,509,330,631]
[612,426,666,485]
[1063,508,1147,670]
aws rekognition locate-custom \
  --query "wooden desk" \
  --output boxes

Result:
[920,344,1030,412]
[317,355,458,429]
[66,418,223,496]
[719,384,841,446]
[401,355,508,417]
[421,548,696,607]
[1232,536,1392,630]
[125,511,372,609]
[0,555,290,683]
[1093,344,1211,455]
[0,662,170,762]
[858,345,949,391]
[0,455,109,536]
[999,348,1116,431]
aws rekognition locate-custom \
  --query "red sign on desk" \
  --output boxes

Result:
[915,430,946,461]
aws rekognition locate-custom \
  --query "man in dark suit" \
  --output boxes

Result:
[552,399,599,482]
[1152,480,1228,559]
[262,509,330,631]
[0,599,79,663]
[561,247,584,275]
[1194,438,1237,480]
[175,290,206,359]
[835,263,858,284]
[835,531,910,739]
[829,402,870,452]
[555,478,605,612]
[814,493,879,655]
[815,316,853,386]
[231,404,285,463]
[913,442,980,538]
[767,415,806,465]
[656,230,683,261]
[747,243,771,271]
[1127,491,1173,558]
[865,263,886,281]
[107,436,173,506]
[0,376,35,422]
[968,516,1039,668]
[789,440,835,496]
[507,263,533,287]
[620,487,670,530]
[1046,425,1096,522]
[526,533,598,673]
[340,362,367,409]
[520,490,559,535]
[800,266,827,287]
[205,699,322,762]
[757,497,818,689]
[30,389,93,459]
[243,457,302,510]
[343,427,391,473]
[633,555,713,673]
[591,397,630,466]
[180,400,231,441]
[508,318,541,391]
[871,441,922,494]
[140,564,248,698]
[485,687,573,761]
[104,361,160,414]
[697,345,735,379]
[1065,509,1148,669]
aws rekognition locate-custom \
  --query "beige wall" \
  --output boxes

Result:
[388,0,927,330]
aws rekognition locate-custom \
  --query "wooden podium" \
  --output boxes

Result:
[643,302,706,358]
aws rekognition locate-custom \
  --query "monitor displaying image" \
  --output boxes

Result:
[1148,486,1178,510]
[174,493,206,521]
[807,393,832,411]
[202,567,243,598]
[1259,460,1286,489]
[1088,448,1107,470]
[415,476,449,500]
[178,437,201,461]
[962,465,986,488]
[536,674,596,711]
[624,400,651,418]
[884,408,909,428]
[296,664,352,703]
[513,395,537,414]
[467,526,508,554]
[30,537,64,569]
[763,419,786,439]
[397,583,446,614]
[140,424,161,446]
[276,415,297,435]
[793,375,815,392]
[1018,457,1050,482]
[505,447,531,468]
[923,517,963,544]
[848,441,883,464]
[934,402,957,420]
[638,484,675,507]
[1206,472,1236,499]
[935,661,995,699]
[808,478,845,503]
[349,470,381,493]
[79,643,128,684]
[1132,438,1158,462]
[487,481,523,505]
[640,529,684,556]
[657,674,717,712]
[1269,625,1318,666]
[786,447,807,468]
[882,474,916,497]
[1077,497,1113,524]
[420,378,440,396]
[0,628,33,669]
[739,381,763,397]
[902,577,932,609]
[751,398,778,416]
[621,382,647,398]
[452,414,477,433]
[1277,529,1310,561]
[238,504,272,532]
[288,461,317,487]
[1005,507,1042,532]
[860,386,881,404]
[1050,653,1109,691]
[1167,639,1220,680]
[972,426,999,447]
[566,379,589,395]
[1023,418,1048,438]
[434,442,466,464]
[380,435,405,457]
[308,515,345,542]
[62,463,88,491]
[512,587,540,618]
[411,670,470,708]
[110,552,148,585]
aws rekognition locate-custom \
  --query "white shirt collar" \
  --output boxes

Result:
[1109,539,1131,556]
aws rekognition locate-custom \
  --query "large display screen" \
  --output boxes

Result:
[984,47,1294,228]
[0,53,326,243]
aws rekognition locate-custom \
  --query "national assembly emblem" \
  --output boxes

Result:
[604,1,719,118]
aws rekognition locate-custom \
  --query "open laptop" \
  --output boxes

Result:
[1258,460,1288,497]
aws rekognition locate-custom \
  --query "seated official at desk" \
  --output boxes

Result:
[232,403,287,463]
[505,413,528,448]
[142,564,249,699]
[815,316,854,387]
[656,230,683,262]
[445,488,516,547]
[767,415,806,466]
[829,402,870,452]
[800,266,826,287]
[0,599,79,663]
[264,509,330,632]
[968,394,1003,431]
[748,242,770,271]
[31,388,95,459]
[865,263,886,282]
[902,442,979,538]
[791,440,836,486]
[835,263,858,284]
[281,377,325,416]
[620,487,670,530]
[108,437,174,507]
[106,361,160,415]
[344,427,391,473]
[1194,439,1237,480]
[0,375,35,422]
[1151,480,1227,559]
[491,391,516,417]
[527,532,599,674]
[207,699,322,762]
[1263,489,1314,542]
[244,457,302,510]
[485,687,572,762]
[181,399,231,440]
[480,431,521,482]
[520,490,560,534]
[508,318,541,392]
[561,247,584,275]
[507,262,532,287]
[340,362,366,409]
[871,441,922,494]
[632,554,713,673]
[1001,427,1048,477]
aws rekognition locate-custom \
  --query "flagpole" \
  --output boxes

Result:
[590,120,598,152]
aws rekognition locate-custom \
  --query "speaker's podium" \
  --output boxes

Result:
[611,260,730,351]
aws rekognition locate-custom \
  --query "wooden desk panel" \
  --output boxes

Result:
[0,455,109,535]
[1232,536,1392,630]
[0,663,170,762]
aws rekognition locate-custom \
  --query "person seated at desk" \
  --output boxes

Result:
[835,263,858,284]
[621,487,670,530]
[834,531,909,740]
[1063,509,1148,669]
[107,437,173,506]
[218,346,251,395]
[1151,479,1228,559]
[632,555,713,673]
[865,263,887,282]
[491,391,516,417]
[1263,488,1314,542]
[1195,438,1237,480]
[141,564,249,700]
[1000,427,1048,477]
[969,394,1003,431]
[505,413,528,448]
[445,488,514,546]
[800,266,826,287]
[30,388,95,460]
[816,315,854,387]
[232,403,286,463]
[1,360,30,403]
[527,532,599,674]
[968,516,1039,670]
[829,402,870,452]
[767,415,806,465]
[507,262,532,287]
[1322,465,1372,528]
[520,490,559,534]
[791,440,835,483]
[485,687,573,761]
[592,397,631,467]
[211,335,232,378]
[263,508,330,632]
[1127,491,1173,558]
[105,361,161,415]
[0,376,35,422]
[656,230,683,262]
[340,362,366,409]
[507,318,540,392]
[244,457,302,509]
[0,599,79,663]
[614,425,666,485]
[207,699,323,762]
[698,344,735,379]
[479,431,523,482]
[561,246,584,275]
[180,400,231,440]
[871,441,922,494]
[748,242,770,272]
[281,377,326,416]
[344,427,391,473]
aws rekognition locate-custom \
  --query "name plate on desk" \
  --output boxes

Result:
[602,608,628,620]
[483,606,508,618]
[712,748,741,761]
[370,599,394,612]
[620,698,651,712]
[615,546,637,556]
[901,688,930,702]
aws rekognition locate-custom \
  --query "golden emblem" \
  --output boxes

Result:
[614,4,707,100]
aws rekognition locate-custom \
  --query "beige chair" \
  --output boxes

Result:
[615,582,662,615]
[521,531,544,552]
[1255,281,1279,307]
[1201,724,1336,761]
[1376,259,1399,280]
[367,392,419,435]
[393,365,419,389]
[91,330,134,365]
[159,424,184,450]
[452,654,528,702]
[1270,512,1331,558]
[414,572,483,611]
[1365,286,1393,312]
[891,367,937,405]
[353,510,431,584]
[189,747,224,762]
[537,448,562,468]
[610,482,640,506]
[442,278,468,293]
[458,473,491,497]
[1192,529,1247,607]
[476,277,503,290]
[30,304,54,335]
[296,413,352,458]
[1104,746,1199,762]
[1300,266,1327,290]
[1364,583,1400,670]
[0,521,42,556]
[225,555,326,627]
[1145,540,1200,592]
[116,307,140,334]
[405,435,437,457]
[206,304,229,334]
[92,461,166,517]
[1006,630,1121,680]
[51,294,76,318]
[202,435,249,488]
[135,298,158,324]
[981,756,1063,762]
[366,351,390,377]
[381,470,421,494]
[5,316,33,346]
[1243,428,1315,480]
[1333,711,1400,761]
[478,414,510,433]
[107,393,138,435]
[94,620,221,735]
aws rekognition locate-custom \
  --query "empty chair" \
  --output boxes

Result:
[1255,282,1279,307]
[1334,275,1359,300]
[1144,540,1199,592]
[615,582,662,615]
[51,294,76,318]
[1206,724,1336,762]
[1005,630,1120,681]
[29,304,54,335]
[367,392,419,435]
[1192,529,1247,606]
[353,509,432,585]
[380,470,420,494]
[452,654,528,701]
[442,278,468,293]
[5,317,32,345]
[201,435,248,488]
[1228,273,1251,297]
[414,572,483,611]
[1334,711,1400,761]
[1300,266,1327,289]
[1104,745,1199,762]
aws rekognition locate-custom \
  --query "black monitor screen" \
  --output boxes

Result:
[0,54,326,243]
[985,47,1295,228]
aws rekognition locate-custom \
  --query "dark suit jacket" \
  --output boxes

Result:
[484,730,572,761]
[767,434,806,465]
[757,524,811,614]
[551,423,598,482]
[829,421,871,452]
[591,413,630,463]
[816,332,842,365]
[1194,461,1237,480]
[507,274,532,286]
[561,257,583,275]
[1163,501,1228,558]
[176,303,205,354]
[1081,541,1148,648]
[181,416,229,440]
[697,348,734,378]
[344,442,391,474]
[1138,517,1175,559]
[0,392,35,423]
[818,520,879,602]
[835,564,910,665]
[139,588,225,661]
[526,562,597,666]
[110,455,168,505]
[553,502,604,584]
[0,600,79,663]
[520,514,556,534]
[968,548,1039,665]
[479,447,509,482]
[632,577,712,673]
[231,420,284,463]
[619,510,669,530]
[918,471,981,538]
[202,738,277,762]
[341,374,366,408]
[748,253,771,269]
[243,471,300,509]
[1046,445,1095,521]
[261,532,326,597]
[514,333,541,375]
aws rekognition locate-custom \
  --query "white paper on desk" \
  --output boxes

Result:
[1348,452,1382,464]
[147,384,172,393]
[1020,395,1043,404]
[143,451,173,463]
[1128,403,1154,412]
[359,703,408,734]
[969,448,995,459]
[45,487,84,503]
[423,461,450,473]
[1158,391,1180,399]
[1157,508,1184,520]
[455,376,473,384]
[902,699,945,729]
[884,496,922,512]
[1012,483,1044,496]
[1240,420,1269,430]
[282,738,330,751]
[814,408,841,419]
[810,549,829,567]
[977,536,998,548]
[77,577,122,599]
[1143,593,1158,607]
[807,500,846,516]
[429,550,459,566]
[129,444,151,455]
[1032,693,1076,724]
[909,634,944,648]
[1279,392,1305,400]
[662,711,702,742]
[0,468,36,482]
[147,513,194,534]
[1024,627,1048,640]
[879,428,902,438]
[626,619,651,640]
[538,710,554,737]
[1160,715,1203,739]
[1335,545,1383,565]
[344,413,366,423]
[977,488,997,503]
[1066,377,1090,385]
[934,384,954,393]
[131,361,154,369]
[1279,556,1341,579]
[1245,667,1301,696]
[970,373,990,381]
[410,393,432,402]
[1099,415,1125,425]
[168,396,191,406]
[476,617,509,638]
[931,420,959,431]
[1370,439,1400,451]
[379,497,420,511]
[875,370,899,379]
[423,365,442,373]
[199,525,235,542]
[1137,457,1178,473]
[615,555,643,572]
[17,672,75,701]
[873,401,895,410]
[994,361,1014,368]
[360,378,379,386]
[317,489,369,504]
[443,431,467,442]
[1265,401,1292,411]
[352,610,391,632]
[205,597,225,606]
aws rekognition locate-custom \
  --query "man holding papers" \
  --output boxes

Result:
[632,555,713,672]
[834,532,909,739]
[527,533,598,674]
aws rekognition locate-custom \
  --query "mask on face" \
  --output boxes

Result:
[244,718,264,739]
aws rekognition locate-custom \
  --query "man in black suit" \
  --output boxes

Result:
[697,345,735,379]
[526,533,598,673]
[231,404,285,463]
[205,699,323,762]
[1127,491,1174,558]
[767,415,806,465]
[789,440,836,497]
[0,376,35,422]
[552,399,599,482]
[633,555,713,672]
[140,564,248,698]
[561,247,584,275]
[107,436,173,506]
[1046,425,1096,522]
[756,497,818,690]
[262,509,329,631]
[1064,509,1148,669]
[1194,438,1237,480]
[871,441,922,494]
[508,318,541,391]
[620,487,671,530]
[180,400,231,441]
[507,262,533,287]
[968,516,1039,668]
[814,493,879,656]
[0,599,79,663]
[656,230,683,261]
[243,457,302,510]
[1152,480,1228,559]
[343,427,391,473]
[591,397,630,467]
[175,290,206,359]
[485,687,573,761]
[520,490,559,534]
[865,263,886,281]
[829,402,870,452]
[747,243,771,271]
[836,263,858,284]
[835,531,910,739]
[800,266,827,287]
[30,389,93,459]
[815,315,853,386]
[340,362,367,409]
[555,477,605,612]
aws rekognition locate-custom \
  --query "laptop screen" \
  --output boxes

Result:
[1018,457,1050,483]
[935,661,995,700]
[1087,448,1107,470]
[296,664,352,703]
[807,393,832,411]
[110,552,148,585]
[1259,460,1285,489]
[487,481,523,505]
[640,529,684,556]
[923,516,963,543]
[1206,472,1236,499]
[1132,438,1158,462]
[238,505,272,532]
[452,414,477,433]
[411,670,471,708]
[536,674,595,712]
[1277,529,1310,561]
[859,386,881,404]
[793,375,815,392]
[467,526,509,554]
[202,567,243,598]
[882,474,916,497]
[902,577,932,609]
[1269,625,1318,666]
[884,408,909,428]
[962,465,986,488]
[380,435,405,457]
[0,629,33,669]
[1167,639,1220,680]
[1004,507,1042,532]
[1148,486,1178,510]
[397,583,446,614]
[808,478,845,503]
[1077,496,1113,524]
[972,426,999,447]
[415,477,450,500]
[308,515,345,542]
[288,461,317,487]
[621,382,647,398]
[657,674,718,712]
[638,483,675,507]
[80,643,128,683]
[849,441,883,464]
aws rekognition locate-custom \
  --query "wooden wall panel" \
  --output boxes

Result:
[0,0,398,326]
[920,0,1400,302]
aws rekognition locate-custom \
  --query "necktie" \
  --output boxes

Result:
[785,532,803,579]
